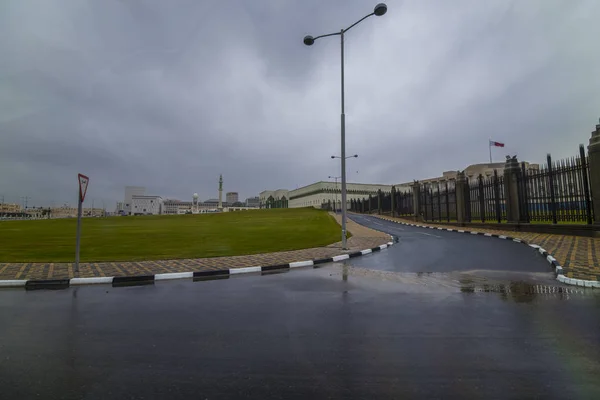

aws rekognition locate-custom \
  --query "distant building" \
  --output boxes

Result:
[245,197,260,208]
[0,203,22,214]
[131,195,163,215]
[204,198,222,207]
[34,206,105,219]
[406,161,539,186]
[163,198,227,214]
[163,199,187,215]
[226,192,239,205]
[288,182,393,210]
[261,160,542,212]
[124,186,146,215]
[259,190,289,209]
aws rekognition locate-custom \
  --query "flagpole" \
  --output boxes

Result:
[489,139,492,163]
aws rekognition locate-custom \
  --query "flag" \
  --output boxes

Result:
[489,140,504,147]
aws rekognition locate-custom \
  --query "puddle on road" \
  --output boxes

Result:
[325,264,590,300]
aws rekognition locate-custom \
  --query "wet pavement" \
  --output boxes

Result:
[348,214,552,274]
[1,266,599,399]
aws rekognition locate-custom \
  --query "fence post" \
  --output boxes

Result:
[478,174,485,223]
[445,181,450,222]
[455,171,467,224]
[493,169,502,223]
[504,156,525,223]
[588,119,600,224]
[411,181,421,221]
[519,162,530,223]
[368,195,372,214]
[390,186,396,218]
[377,190,382,215]
[436,182,442,222]
[547,154,558,224]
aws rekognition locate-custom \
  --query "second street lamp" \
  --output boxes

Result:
[328,175,342,213]
[304,3,387,249]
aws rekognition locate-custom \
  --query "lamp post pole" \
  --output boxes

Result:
[304,3,387,249]
[340,28,348,248]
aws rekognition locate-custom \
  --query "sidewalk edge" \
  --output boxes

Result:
[0,236,395,290]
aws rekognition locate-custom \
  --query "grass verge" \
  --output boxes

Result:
[0,208,341,262]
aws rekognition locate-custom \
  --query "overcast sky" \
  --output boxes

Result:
[1,0,599,208]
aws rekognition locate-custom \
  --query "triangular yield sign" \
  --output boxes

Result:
[78,173,90,202]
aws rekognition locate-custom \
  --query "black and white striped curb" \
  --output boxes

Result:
[0,237,395,290]
[376,216,599,289]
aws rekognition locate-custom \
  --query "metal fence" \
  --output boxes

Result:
[350,145,595,226]
[351,197,373,214]
[464,170,506,223]
[381,191,391,212]
[350,191,414,216]
[394,190,414,216]
[517,145,594,224]
[420,180,457,222]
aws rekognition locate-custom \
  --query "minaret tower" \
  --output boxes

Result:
[218,174,223,210]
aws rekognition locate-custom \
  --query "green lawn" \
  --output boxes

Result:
[0,208,342,262]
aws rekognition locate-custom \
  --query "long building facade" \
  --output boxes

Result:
[261,161,540,212]
[288,182,401,210]
[131,195,163,215]
[259,190,289,209]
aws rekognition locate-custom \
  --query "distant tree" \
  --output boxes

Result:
[232,201,244,207]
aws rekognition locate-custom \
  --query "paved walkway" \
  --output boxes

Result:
[0,213,390,280]
[376,215,599,281]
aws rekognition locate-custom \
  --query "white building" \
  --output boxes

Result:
[163,199,224,214]
[124,186,146,215]
[131,195,163,215]
[404,161,540,187]
[163,200,187,214]
[226,192,239,204]
[259,189,289,208]
[287,182,400,210]
[245,197,260,208]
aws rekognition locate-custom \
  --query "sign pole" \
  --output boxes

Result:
[75,193,83,272]
[75,173,89,273]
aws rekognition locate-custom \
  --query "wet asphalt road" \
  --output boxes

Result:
[348,214,552,274]
[1,267,600,400]
[2,215,599,399]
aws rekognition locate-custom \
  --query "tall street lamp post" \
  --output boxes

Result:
[304,3,387,249]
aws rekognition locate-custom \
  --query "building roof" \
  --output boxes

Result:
[131,195,162,199]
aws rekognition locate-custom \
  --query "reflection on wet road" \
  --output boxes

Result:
[1,266,599,399]
[337,264,582,297]
[349,214,553,275]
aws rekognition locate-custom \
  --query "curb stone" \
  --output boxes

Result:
[0,237,395,290]
[375,216,599,289]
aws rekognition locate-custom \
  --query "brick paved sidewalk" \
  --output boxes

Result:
[376,215,599,281]
[0,213,390,281]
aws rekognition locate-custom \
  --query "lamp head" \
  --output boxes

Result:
[303,35,315,46]
[374,3,387,16]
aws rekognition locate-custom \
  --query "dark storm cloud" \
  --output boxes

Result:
[1,0,600,209]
